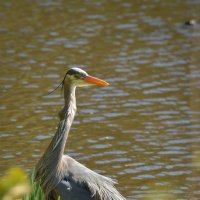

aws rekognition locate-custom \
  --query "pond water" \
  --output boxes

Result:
[0,0,200,199]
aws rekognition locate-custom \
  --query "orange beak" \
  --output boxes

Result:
[83,75,109,86]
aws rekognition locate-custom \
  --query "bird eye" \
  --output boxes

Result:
[74,74,82,79]
[74,73,86,79]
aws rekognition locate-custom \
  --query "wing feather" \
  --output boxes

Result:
[60,155,126,200]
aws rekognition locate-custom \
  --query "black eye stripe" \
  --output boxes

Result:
[67,68,87,78]
[66,69,77,75]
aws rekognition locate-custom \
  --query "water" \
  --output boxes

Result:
[0,0,200,199]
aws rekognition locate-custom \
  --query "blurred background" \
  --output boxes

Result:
[0,0,200,199]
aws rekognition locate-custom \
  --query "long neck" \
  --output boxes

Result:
[45,83,77,164]
[51,83,77,157]
[35,83,77,195]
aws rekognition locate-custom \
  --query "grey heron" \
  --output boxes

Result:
[35,68,126,200]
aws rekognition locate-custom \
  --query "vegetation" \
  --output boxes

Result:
[22,170,43,200]
[0,168,31,200]
[0,168,42,200]
[0,168,61,200]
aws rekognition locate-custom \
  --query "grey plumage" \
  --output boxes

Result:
[35,68,126,200]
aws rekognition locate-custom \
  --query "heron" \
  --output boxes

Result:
[35,68,126,200]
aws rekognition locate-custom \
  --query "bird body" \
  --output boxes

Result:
[35,68,126,200]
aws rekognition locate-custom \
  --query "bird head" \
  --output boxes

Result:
[64,68,109,87]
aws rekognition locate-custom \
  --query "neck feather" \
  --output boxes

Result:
[35,82,77,196]
[51,83,77,155]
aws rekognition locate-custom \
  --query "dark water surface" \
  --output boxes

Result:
[0,0,200,199]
